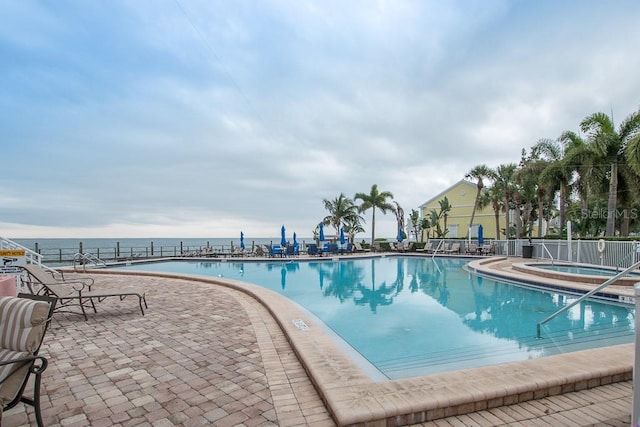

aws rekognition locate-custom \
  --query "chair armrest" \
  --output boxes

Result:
[0,355,48,385]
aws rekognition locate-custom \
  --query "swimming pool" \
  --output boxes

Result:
[531,263,640,277]
[113,257,635,379]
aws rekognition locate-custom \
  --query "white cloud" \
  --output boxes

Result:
[1,0,640,240]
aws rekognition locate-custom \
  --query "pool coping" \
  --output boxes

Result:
[80,257,634,426]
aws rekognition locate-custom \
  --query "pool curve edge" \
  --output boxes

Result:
[75,260,633,426]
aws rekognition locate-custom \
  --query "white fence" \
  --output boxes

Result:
[514,239,640,269]
[428,238,640,269]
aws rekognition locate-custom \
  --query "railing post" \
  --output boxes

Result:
[634,283,640,425]
[151,241,154,256]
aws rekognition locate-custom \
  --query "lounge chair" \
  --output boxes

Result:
[231,247,244,257]
[321,242,330,256]
[435,242,449,253]
[353,243,369,253]
[1,294,56,427]
[416,242,433,253]
[466,243,478,255]
[20,264,147,321]
[268,244,283,257]
[444,243,461,254]
[481,244,495,255]
[285,245,298,257]
[306,243,319,256]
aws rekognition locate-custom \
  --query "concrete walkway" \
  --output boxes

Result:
[3,266,635,426]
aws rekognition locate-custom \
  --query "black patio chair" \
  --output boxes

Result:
[0,293,56,427]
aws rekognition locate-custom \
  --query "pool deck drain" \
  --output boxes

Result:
[3,255,634,426]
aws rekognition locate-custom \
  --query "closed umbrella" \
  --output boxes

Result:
[340,227,346,245]
[281,225,286,247]
[293,232,298,254]
[478,224,484,246]
[319,223,325,241]
[397,226,404,242]
[240,231,245,250]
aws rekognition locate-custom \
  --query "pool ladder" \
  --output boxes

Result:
[536,258,640,338]
[73,252,107,272]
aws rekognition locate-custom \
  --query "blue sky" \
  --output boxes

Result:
[1,0,639,239]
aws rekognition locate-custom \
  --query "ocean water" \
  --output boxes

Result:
[12,237,310,252]
[11,237,313,265]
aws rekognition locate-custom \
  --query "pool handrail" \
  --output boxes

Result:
[616,245,639,273]
[539,242,555,265]
[431,239,445,259]
[536,258,640,338]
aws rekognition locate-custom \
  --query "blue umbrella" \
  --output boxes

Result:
[293,232,298,248]
[319,223,325,241]
[397,226,404,242]
[340,227,346,245]
[281,225,286,247]
[478,224,484,246]
[240,231,245,250]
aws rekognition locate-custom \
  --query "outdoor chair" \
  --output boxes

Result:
[444,243,461,254]
[418,242,434,253]
[231,247,244,257]
[306,243,319,256]
[285,245,299,257]
[268,244,283,257]
[481,244,495,255]
[353,243,369,253]
[20,264,147,321]
[1,294,56,427]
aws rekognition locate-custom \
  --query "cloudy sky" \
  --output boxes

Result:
[1,0,639,240]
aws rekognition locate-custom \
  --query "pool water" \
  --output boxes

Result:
[114,257,635,379]
[532,263,640,277]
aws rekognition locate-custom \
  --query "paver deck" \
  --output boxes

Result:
[3,255,636,426]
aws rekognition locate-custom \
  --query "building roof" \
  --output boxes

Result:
[418,179,478,209]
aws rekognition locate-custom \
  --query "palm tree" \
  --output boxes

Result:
[408,209,422,242]
[533,137,574,236]
[343,216,366,243]
[354,184,395,244]
[558,130,595,232]
[322,193,360,236]
[493,163,518,238]
[581,110,640,236]
[439,197,452,235]
[465,164,493,238]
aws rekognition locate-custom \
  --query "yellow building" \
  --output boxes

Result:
[418,179,498,240]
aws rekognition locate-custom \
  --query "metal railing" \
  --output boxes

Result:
[73,253,107,272]
[1,236,42,265]
[536,258,640,338]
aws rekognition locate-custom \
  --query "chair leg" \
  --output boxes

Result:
[20,359,48,427]
[33,371,44,427]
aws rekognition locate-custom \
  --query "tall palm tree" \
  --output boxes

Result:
[322,193,360,236]
[493,163,518,238]
[465,164,494,238]
[581,110,640,236]
[533,137,574,236]
[354,184,395,244]
[558,130,595,229]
